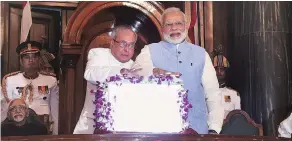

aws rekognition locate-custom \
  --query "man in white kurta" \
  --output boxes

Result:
[213,54,241,118]
[132,7,224,134]
[278,112,292,138]
[73,25,137,134]
[1,41,59,135]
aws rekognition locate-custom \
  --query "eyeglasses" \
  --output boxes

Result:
[9,105,27,112]
[164,21,185,28]
[113,39,135,49]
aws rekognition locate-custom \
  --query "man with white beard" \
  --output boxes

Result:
[1,98,48,136]
[132,7,224,134]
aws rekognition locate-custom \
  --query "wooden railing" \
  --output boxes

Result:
[1,134,290,141]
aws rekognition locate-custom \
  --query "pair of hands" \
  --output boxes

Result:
[120,68,181,78]
[153,68,181,77]
[120,68,142,78]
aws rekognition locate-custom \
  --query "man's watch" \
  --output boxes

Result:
[208,130,218,134]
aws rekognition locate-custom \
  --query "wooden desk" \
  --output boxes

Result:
[1,134,290,141]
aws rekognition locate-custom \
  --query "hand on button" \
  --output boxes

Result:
[120,68,142,78]
[153,68,181,78]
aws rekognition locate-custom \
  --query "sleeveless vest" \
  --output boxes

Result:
[149,41,208,134]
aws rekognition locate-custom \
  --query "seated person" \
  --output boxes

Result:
[1,98,48,136]
[278,112,292,138]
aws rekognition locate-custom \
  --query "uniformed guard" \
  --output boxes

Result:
[213,54,241,119]
[1,41,59,135]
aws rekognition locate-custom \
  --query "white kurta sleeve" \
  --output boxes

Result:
[84,49,124,83]
[278,113,292,138]
[132,45,154,76]
[73,83,96,134]
[201,51,224,133]
[49,79,59,135]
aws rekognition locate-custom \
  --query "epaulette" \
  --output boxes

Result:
[39,71,56,77]
[1,71,22,103]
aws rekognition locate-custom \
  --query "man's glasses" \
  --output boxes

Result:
[113,39,135,49]
[164,21,185,28]
[9,105,27,112]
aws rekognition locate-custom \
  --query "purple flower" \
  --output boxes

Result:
[90,90,95,93]
[165,75,173,81]
[96,122,102,127]
[157,79,161,84]
[187,104,193,108]
[109,76,116,82]
[115,75,121,81]
[182,114,188,120]
[107,102,111,107]
[97,100,103,106]
[96,113,101,117]
[96,104,101,109]
[148,76,153,81]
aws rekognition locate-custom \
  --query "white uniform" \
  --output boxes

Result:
[278,112,292,138]
[73,48,133,134]
[220,87,241,118]
[1,72,59,135]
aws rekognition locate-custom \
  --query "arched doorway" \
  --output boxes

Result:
[60,1,164,134]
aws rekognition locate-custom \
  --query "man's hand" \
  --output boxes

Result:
[208,130,218,134]
[120,68,142,78]
[153,68,181,77]
[180,128,198,135]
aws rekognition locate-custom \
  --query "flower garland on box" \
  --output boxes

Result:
[91,75,193,133]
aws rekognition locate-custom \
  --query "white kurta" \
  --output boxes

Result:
[0,72,59,135]
[73,48,133,134]
[132,45,224,133]
[278,112,292,138]
[220,87,241,118]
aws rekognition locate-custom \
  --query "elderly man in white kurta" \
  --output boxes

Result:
[73,25,138,134]
[1,41,59,135]
[132,7,224,134]
[278,112,292,138]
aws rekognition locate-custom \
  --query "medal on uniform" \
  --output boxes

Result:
[38,86,49,95]
[224,95,231,102]
[16,87,24,95]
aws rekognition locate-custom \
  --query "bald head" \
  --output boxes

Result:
[9,98,27,108]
